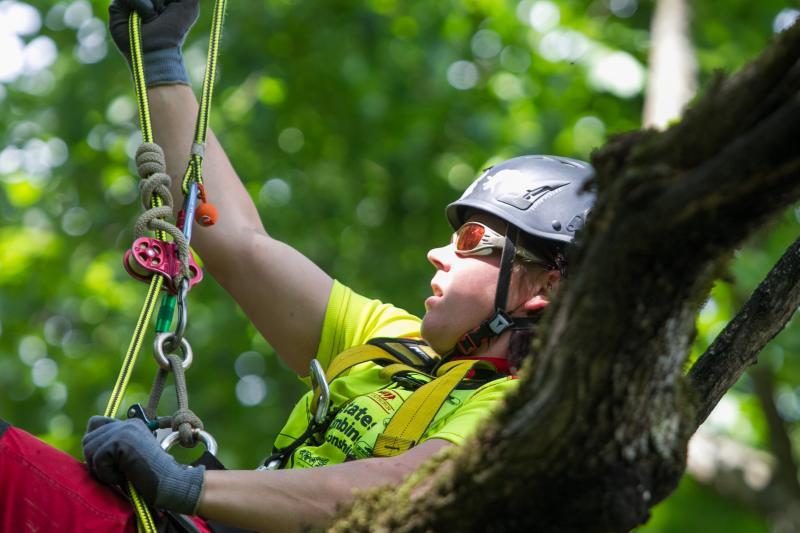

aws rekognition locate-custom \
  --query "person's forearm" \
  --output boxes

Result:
[145,84,265,276]
[146,84,197,190]
[197,458,407,532]
[142,82,333,372]
[197,440,451,531]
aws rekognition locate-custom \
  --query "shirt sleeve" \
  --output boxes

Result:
[314,280,422,373]
[423,378,520,446]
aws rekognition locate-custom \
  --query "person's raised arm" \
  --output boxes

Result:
[108,0,332,373]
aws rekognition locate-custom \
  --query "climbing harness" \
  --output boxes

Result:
[260,338,510,469]
[101,3,228,532]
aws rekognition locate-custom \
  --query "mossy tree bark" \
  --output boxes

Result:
[330,22,800,532]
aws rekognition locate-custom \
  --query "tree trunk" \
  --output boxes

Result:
[643,0,697,129]
[329,22,800,532]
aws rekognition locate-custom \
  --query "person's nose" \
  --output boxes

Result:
[427,244,453,271]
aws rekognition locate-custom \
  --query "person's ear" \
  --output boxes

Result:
[523,294,549,312]
[521,270,561,312]
[543,269,561,295]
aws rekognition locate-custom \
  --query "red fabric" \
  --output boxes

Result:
[450,355,515,376]
[0,422,212,532]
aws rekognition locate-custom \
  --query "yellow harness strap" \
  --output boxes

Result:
[324,344,409,381]
[373,359,481,457]
[316,340,488,458]
[323,340,439,381]
[311,343,416,417]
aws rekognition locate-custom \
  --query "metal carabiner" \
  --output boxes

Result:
[259,457,282,471]
[309,358,330,425]
[181,181,200,241]
[155,277,190,359]
[172,277,189,344]
[165,180,197,351]
[161,428,218,456]
[153,332,193,370]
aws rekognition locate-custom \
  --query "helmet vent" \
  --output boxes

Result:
[566,215,585,232]
[497,183,567,211]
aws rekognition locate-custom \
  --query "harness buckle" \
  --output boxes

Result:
[456,333,478,354]
[488,311,513,335]
[123,237,203,294]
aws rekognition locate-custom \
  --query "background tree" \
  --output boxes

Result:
[0,1,797,530]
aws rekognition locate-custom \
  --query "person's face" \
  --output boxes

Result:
[421,213,550,354]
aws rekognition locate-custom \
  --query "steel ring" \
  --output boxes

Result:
[153,333,193,370]
[160,429,218,456]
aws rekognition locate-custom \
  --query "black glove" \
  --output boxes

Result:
[82,416,205,514]
[108,0,199,85]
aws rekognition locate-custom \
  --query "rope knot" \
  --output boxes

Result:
[136,142,173,211]
[136,142,167,179]
[132,143,190,279]
[172,408,204,447]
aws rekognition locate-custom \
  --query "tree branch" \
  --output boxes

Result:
[689,237,800,425]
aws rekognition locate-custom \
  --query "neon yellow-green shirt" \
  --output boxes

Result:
[272,281,519,469]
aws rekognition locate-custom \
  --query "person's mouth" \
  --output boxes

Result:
[425,283,444,311]
[431,283,443,298]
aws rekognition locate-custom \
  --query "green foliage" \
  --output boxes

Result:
[0,0,797,527]
[643,476,767,533]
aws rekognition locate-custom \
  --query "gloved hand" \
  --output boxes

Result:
[108,0,199,85]
[82,416,205,515]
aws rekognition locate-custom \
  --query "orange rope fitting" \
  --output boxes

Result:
[195,183,218,226]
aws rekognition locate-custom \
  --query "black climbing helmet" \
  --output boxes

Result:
[443,155,595,359]
[446,155,595,246]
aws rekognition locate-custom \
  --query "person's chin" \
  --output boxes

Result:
[420,317,454,355]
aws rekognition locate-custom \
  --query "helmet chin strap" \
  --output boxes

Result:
[449,226,539,358]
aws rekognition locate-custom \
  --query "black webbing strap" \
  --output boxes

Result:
[451,310,515,356]
[494,226,518,311]
[263,423,321,470]
[450,226,523,357]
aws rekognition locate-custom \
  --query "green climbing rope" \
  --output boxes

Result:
[101,3,229,530]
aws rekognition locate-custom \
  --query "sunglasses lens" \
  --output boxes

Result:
[455,223,485,252]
